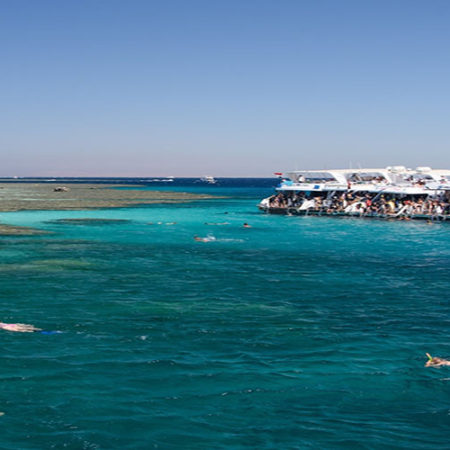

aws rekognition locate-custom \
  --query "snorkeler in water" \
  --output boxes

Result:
[425,353,450,367]
[194,235,216,242]
[0,322,61,334]
[0,322,42,333]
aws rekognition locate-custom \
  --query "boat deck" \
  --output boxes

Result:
[260,207,449,221]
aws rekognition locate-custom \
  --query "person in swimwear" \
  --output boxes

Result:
[194,235,216,242]
[243,223,251,228]
[0,322,42,333]
[425,353,450,367]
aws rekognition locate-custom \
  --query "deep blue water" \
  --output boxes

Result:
[0,179,449,449]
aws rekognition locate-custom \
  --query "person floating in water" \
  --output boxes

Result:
[243,223,251,228]
[425,353,450,367]
[0,322,41,333]
[194,235,216,242]
[0,321,61,334]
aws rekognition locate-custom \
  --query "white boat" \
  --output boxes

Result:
[147,177,174,182]
[200,176,217,184]
[259,166,450,220]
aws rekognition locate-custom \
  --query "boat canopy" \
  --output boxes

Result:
[284,171,342,183]
[284,169,392,185]
[424,170,450,182]
[277,166,450,195]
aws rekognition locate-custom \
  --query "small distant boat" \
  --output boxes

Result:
[147,176,174,182]
[200,176,217,184]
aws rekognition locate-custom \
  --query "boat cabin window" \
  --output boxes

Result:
[346,172,386,183]
[294,172,337,183]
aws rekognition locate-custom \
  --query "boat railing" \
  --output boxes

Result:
[259,196,449,221]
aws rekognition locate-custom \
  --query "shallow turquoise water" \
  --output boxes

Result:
[0,186,449,449]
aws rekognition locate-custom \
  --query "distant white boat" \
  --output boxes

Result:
[200,176,217,184]
[147,176,174,182]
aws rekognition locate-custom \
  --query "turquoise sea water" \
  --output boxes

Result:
[0,182,449,449]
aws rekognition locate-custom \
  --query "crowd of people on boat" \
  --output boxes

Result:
[266,191,450,219]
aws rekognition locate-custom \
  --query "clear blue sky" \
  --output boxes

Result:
[1,0,449,176]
